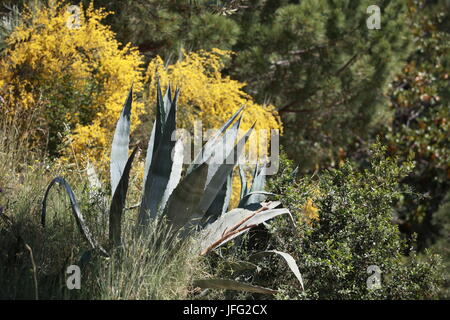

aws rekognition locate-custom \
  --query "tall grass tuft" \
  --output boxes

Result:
[84,218,199,299]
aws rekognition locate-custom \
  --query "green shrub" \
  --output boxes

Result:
[264,144,443,299]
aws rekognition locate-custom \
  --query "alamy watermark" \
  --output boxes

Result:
[66,265,81,290]
[169,122,280,175]
[66,5,81,29]
[367,5,381,29]
[367,265,382,290]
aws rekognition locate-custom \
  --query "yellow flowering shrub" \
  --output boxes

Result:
[0,1,281,201]
[0,1,144,165]
[145,49,282,136]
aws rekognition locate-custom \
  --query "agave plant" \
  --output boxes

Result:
[41,84,303,294]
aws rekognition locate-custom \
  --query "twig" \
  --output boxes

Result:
[25,244,39,300]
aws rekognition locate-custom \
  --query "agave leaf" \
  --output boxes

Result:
[139,90,180,225]
[205,113,243,185]
[222,172,233,215]
[163,84,172,116]
[143,83,167,187]
[201,171,232,226]
[143,123,156,186]
[157,81,166,126]
[239,191,275,207]
[110,87,133,196]
[240,163,267,207]
[165,162,209,231]
[193,279,277,295]
[198,202,289,255]
[238,165,248,200]
[42,177,107,256]
[109,147,139,247]
[240,200,281,212]
[159,138,184,212]
[198,124,255,217]
[187,105,245,174]
[251,250,304,290]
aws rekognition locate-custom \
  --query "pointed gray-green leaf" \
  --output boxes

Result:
[143,83,168,188]
[205,113,243,185]
[202,171,232,226]
[238,190,276,208]
[109,147,138,247]
[239,191,276,206]
[42,177,107,256]
[199,208,289,253]
[143,123,156,188]
[157,80,165,128]
[193,279,277,295]
[139,90,178,224]
[163,84,172,118]
[159,139,184,212]
[245,163,267,205]
[188,105,245,174]
[240,201,281,212]
[198,124,255,216]
[251,250,304,291]
[222,172,232,215]
[165,162,209,231]
[239,165,248,200]
[291,166,299,178]
[110,87,133,196]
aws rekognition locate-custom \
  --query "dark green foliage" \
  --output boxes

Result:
[260,145,443,299]
[228,0,413,171]
[382,0,450,250]
[74,0,241,59]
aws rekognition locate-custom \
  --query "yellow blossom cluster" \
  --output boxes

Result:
[302,198,320,223]
[0,1,144,167]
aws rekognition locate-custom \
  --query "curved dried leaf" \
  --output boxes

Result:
[198,202,288,254]
[252,250,304,291]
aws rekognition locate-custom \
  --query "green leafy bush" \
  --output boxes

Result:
[266,145,443,299]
